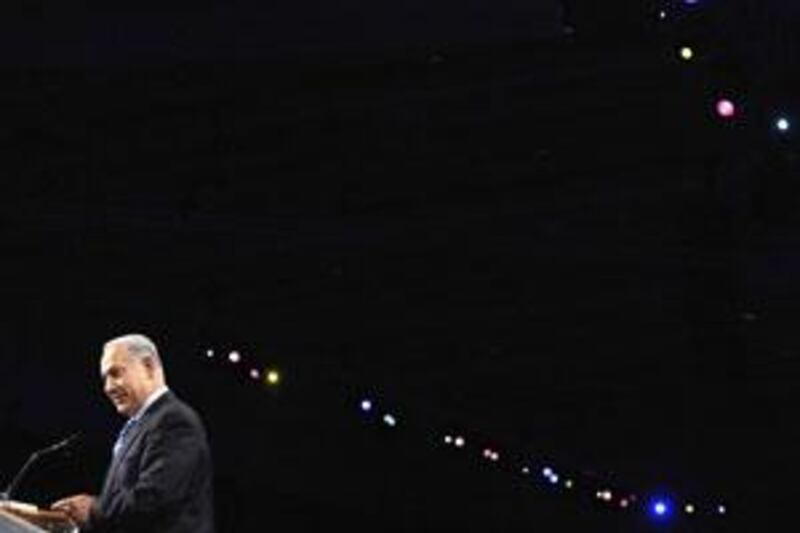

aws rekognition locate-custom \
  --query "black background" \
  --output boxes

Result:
[2,2,799,531]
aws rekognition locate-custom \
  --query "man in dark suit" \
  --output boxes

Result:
[52,334,214,533]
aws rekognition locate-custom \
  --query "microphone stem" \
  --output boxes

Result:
[1,433,81,501]
[2,451,42,501]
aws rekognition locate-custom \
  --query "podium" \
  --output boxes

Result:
[0,502,76,533]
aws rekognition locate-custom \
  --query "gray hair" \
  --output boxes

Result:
[104,333,163,368]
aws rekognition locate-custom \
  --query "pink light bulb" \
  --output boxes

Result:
[716,99,736,118]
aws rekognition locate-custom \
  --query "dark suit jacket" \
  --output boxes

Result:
[89,391,214,533]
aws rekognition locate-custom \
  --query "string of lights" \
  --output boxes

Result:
[659,0,795,136]
[187,2,800,528]
[202,346,730,527]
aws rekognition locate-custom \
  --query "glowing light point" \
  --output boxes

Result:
[205,349,215,358]
[564,479,574,489]
[777,117,791,132]
[444,435,453,445]
[383,414,397,427]
[685,504,695,514]
[680,46,694,61]
[597,490,613,501]
[228,351,241,363]
[716,99,736,119]
[360,399,373,412]
[490,452,500,462]
[249,368,261,380]
[542,467,554,478]
[521,466,530,475]
[649,498,673,521]
[620,498,629,509]
[454,436,465,448]
[265,369,281,386]
[717,505,727,515]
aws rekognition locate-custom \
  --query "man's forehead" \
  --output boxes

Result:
[100,346,130,371]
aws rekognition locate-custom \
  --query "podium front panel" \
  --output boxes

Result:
[0,510,47,533]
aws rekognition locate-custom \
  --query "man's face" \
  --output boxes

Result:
[100,345,156,417]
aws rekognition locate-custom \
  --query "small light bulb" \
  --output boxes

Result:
[716,99,736,118]
[265,369,280,385]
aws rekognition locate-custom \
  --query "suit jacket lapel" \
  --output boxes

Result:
[101,393,172,496]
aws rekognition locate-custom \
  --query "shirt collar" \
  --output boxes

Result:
[130,385,169,422]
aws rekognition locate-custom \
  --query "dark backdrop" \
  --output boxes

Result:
[2,2,798,531]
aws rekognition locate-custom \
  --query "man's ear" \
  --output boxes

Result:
[143,356,157,376]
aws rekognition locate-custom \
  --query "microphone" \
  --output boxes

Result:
[37,433,82,456]
[0,432,83,501]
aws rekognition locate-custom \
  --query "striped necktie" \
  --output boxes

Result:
[112,418,138,457]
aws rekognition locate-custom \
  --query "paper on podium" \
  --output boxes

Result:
[0,501,76,533]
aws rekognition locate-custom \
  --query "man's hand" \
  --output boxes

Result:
[51,494,97,525]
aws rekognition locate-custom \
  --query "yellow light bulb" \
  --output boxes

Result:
[265,369,281,385]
